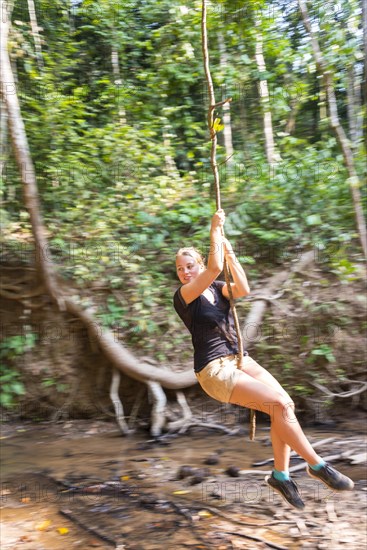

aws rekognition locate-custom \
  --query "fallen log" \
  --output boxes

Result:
[252,437,336,467]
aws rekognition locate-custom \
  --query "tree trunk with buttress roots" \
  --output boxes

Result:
[298,0,367,262]
[0,8,196,396]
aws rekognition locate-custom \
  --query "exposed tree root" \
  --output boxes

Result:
[59,508,117,547]
[0,285,44,300]
[109,368,131,435]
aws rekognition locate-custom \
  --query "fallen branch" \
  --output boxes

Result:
[176,420,240,435]
[224,530,288,550]
[188,502,297,528]
[59,508,117,547]
[310,380,367,398]
[242,251,315,348]
[239,469,271,475]
[252,437,336,467]
[289,450,356,473]
[350,452,367,465]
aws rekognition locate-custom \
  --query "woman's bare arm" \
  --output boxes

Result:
[221,238,250,300]
[180,210,225,305]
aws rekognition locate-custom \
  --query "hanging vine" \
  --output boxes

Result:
[201,0,255,439]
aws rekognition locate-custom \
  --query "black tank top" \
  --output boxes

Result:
[174,280,246,373]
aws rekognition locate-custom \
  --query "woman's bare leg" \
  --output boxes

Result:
[240,357,292,471]
[229,371,322,466]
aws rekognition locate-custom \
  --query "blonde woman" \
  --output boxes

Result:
[174,209,353,509]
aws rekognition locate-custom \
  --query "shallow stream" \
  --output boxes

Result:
[1,419,366,549]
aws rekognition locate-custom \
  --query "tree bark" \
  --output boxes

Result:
[111,46,127,125]
[284,98,298,135]
[319,86,327,123]
[347,65,363,146]
[1,8,59,300]
[27,0,44,72]
[362,0,367,150]
[254,16,281,165]
[0,99,8,177]
[298,0,367,261]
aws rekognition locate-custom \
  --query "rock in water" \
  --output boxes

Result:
[225,465,240,477]
[176,465,195,480]
[204,453,220,465]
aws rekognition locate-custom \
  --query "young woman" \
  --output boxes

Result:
[174,209,354,509]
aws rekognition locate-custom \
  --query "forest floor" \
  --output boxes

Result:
[1,418,366,550]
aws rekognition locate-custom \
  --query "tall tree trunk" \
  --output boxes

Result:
[1,8,59,299]
[298,0,367,261]
[27,0,44,72]
[284,95,298,135]
[362,0,367,150]
[0,7,196,393]
[163,125,180,178]
[217,31,234,163]
[0,99,8,177]
[347,65,363,145]
[319,87,327,123]
[254,17,281,165]
[239,99,249,154]
[284,72,302,135]
[111,45,127,126]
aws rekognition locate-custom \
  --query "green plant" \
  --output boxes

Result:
[98,296,127,328]
[0,334,36,408]
[309,344,336,364]
[41,377,68,393]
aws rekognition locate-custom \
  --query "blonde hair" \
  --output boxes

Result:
[176,247,205,268]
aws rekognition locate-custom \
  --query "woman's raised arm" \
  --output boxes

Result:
[179,210,225,305]
[221,237,250,300]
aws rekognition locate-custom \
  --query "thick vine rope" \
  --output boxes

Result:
[201,0,256,440]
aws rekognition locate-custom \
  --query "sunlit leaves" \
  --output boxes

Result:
[3,0,365,365]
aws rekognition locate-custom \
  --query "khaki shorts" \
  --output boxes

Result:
[195,354,244,403]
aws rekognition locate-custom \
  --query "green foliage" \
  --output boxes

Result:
[0,335,35,407]
[99,296,128,328]
[41,377,68,393]
[309,344,336,364]
[2,0,366,368]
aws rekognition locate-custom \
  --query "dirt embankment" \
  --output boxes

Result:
[1,258,366,424]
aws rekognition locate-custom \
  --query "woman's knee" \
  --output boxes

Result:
[269,394,295,420]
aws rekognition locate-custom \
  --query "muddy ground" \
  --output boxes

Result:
[1,418,366,549]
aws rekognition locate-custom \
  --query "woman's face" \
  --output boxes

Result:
[176,254,203,285]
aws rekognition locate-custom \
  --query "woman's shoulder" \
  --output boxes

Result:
[173,286,184,303]
[174,286,192,310]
